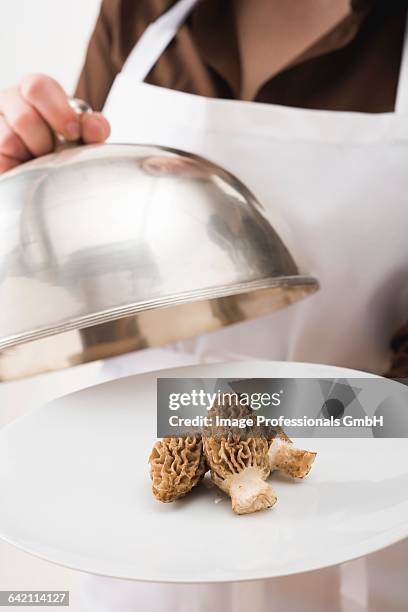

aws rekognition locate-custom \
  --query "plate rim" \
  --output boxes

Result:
[0,519,407,583]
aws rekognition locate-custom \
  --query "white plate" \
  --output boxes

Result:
[0,361,407,582]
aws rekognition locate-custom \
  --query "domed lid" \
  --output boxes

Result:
[0,140,317,380]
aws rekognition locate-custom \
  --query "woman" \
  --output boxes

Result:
[0,0,407,375]
[0,1,407,610]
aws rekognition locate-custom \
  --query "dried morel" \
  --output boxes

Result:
[203,435,277,515]
[268,435,316,479]
[149,435,207,502]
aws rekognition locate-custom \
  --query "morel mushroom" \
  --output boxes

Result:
[149,435,207,502]
[268,433,316,479]
[203,435,276,514]
[203,396,276,514]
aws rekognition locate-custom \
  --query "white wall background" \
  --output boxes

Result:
[0,0,102,92]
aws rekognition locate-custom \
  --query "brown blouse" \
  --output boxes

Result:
[75,0,408,377]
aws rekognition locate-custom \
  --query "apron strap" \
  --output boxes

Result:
[120,0,201,83]
[395,11,408,113]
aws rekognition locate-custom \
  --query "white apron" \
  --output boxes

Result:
[79,1,408,610]
[102,0,408,376]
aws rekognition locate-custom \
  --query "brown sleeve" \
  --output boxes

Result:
[384,322,408,378]
[75,0,123,111]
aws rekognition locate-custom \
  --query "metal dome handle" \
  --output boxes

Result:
[53,97,93,150]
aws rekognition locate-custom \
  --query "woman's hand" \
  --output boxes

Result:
[0,73,110,174]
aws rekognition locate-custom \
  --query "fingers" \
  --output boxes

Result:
[19,73,81,141]
[20,74,110,144]
[0,73,111,176]
[81,112,110,143]
[0,86,54,157]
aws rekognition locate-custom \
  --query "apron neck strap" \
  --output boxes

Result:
[120,0,201,83]
[395,11,408,113]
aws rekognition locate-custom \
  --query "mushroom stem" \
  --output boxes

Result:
[268,438,316,478]
[225,467,277,515]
